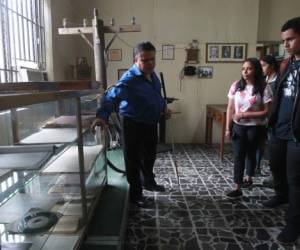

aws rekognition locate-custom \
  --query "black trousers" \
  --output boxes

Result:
[121,116,158,200]
[269,135,300,226]
[245,126,267,172]
[232,123,262,184]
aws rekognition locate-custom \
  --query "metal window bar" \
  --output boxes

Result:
[5,0,13,82]
[0,170,35,204]
[0,0,45,83]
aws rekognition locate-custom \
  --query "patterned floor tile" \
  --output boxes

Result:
[190,210,227,228]
[185,196,219,210]
[124,144,300,249]
[128,209,158,228]
[160,228,199,250]
[126,227,160,244]
[156,195,188,210]
[158,209,193,228]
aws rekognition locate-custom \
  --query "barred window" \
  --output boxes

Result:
[0,0,45,83]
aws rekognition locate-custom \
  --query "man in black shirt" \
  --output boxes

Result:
[263,17,300,244]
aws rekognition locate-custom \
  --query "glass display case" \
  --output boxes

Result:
[0,85,106,249]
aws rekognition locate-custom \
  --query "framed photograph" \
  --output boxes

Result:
[206,43,247,62]
[118,68,128,79]
[108,49,122,61]
[162,44,175,60]
[197,66,213,79]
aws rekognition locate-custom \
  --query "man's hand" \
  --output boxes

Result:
[90,117,108,134]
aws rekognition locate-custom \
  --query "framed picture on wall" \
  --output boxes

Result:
[118,69,128,79]
[206,43,247,62]
[197,66,213,78]
[108,49,122,61]
[162,44,175,60]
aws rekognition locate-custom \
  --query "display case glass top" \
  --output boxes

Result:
[0,87,106,249]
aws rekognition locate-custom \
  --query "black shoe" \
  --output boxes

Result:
[277,224,299,244]
[262,196,288,208]
[130,196,154,208]
[241,179,253,188]
[226,189,243,199]
[143,183,165,192]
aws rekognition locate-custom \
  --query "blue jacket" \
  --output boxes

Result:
[96,64,166,124]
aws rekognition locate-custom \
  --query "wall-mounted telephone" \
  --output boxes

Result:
[184,65,196,76]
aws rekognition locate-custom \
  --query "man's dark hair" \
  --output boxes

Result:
[281,16,300,35]
[134,41,156,57]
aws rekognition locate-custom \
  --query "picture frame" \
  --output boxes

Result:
[206,43,247,63]
[197,66,213,79]
[118,68,128,80]
[162,44,175,60]
[108,49,122,61]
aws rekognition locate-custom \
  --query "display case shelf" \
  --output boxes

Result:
[0,84,106,249]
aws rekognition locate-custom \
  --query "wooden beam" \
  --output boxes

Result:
[58,24,141,35]
[0,90,100,111]
[58,27,93,35]
[104,24,141,33]
[0,81,100,93]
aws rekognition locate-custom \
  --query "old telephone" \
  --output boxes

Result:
[183,65,196,76]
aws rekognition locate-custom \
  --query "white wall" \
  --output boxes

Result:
[45,0,77,80]
[258,0,300,41]
[63,0,260,143]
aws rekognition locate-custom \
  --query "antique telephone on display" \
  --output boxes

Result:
[179,40,199,90]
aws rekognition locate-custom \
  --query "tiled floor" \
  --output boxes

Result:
[125,144,300,250]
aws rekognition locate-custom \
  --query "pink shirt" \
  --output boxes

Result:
[228,81,272,126]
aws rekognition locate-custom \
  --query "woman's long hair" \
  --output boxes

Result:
[236,58,266,96]
[261,54,279,73]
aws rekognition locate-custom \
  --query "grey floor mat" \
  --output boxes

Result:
[0,145,56,154]
[1,242,32,250]
[20,128,78,144]
[43,115,94,129]
[0,151,52,170]
[43,145,103,173]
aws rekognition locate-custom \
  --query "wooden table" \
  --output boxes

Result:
[205,104,227,160]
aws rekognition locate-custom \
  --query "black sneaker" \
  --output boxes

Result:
[241,179,253,188]
[262,196,288,208]
[226,189,243,199]
[277,224,299,244]
[143,183,166,192]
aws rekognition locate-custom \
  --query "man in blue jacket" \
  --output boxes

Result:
[91,41,170,207]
